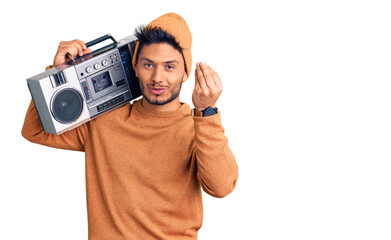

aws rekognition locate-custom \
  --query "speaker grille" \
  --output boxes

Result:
[51,88,83,124]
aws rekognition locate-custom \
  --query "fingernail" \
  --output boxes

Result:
[79,52,83,56]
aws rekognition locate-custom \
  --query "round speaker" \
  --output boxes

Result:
[51,88,83,124]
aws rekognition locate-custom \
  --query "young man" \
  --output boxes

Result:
[22,12,238,239]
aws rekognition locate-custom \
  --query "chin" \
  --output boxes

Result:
[141,92,168,105]
[142,83,182,106]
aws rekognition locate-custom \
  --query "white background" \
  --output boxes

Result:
[1,0,390,239]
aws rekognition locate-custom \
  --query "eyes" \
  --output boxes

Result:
[143,62,175,71]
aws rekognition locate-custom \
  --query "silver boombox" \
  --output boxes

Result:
[27,34,142,134]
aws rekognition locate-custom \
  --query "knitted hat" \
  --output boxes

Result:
[132,12,192,77]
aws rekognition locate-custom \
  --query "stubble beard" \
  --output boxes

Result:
[139,80,183,106]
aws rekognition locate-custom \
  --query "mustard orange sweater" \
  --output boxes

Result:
[22,99,238,239]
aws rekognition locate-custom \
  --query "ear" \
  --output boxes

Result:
[134,64,139,78]
[182,72,188,82]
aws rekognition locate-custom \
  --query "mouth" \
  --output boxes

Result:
[148,87,166,95]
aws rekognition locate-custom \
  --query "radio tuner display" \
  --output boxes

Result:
[91,71,113,93]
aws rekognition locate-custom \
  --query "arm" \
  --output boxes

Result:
[193,112,238,198]
[192,62,238,198]
[21,40,92,151]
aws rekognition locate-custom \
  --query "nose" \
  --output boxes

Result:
[151,66,164,83]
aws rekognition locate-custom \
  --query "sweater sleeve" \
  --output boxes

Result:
[21,99,89,151]
[193,111,238,198]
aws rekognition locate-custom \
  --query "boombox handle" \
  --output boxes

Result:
[85,34,117,48]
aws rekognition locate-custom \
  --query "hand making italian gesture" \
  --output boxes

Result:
[192,62,223,111]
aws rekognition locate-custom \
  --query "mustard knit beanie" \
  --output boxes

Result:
[132,12,192,77]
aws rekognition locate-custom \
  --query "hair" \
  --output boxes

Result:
[134,25,185,69]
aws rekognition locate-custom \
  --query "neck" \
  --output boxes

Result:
[141,97,182,112]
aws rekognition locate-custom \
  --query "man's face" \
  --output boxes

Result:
[135,43,187,109]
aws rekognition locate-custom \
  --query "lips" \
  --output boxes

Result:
[149,87,166,95]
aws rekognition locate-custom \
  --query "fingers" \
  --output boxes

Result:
[58,39,90,57]
[195,62,222,91]
[192,62,223,110]
[72,40,85,57]
[208,65,223,90]
[74,39,87,51]
[53,39,91,66]
[197,62,216,89]
[83,47,92,55]
[195,63,208,90]
[74,39,92,56]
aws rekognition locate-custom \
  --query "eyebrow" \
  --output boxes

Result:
[140,57,178,64]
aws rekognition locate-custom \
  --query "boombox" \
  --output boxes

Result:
[27,34,142,134]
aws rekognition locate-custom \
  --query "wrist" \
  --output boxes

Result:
[194,105,216,111]
[192,106,218,117]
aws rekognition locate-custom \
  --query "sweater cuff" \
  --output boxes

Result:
[192,109,220,119]
[193,111,223,134]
